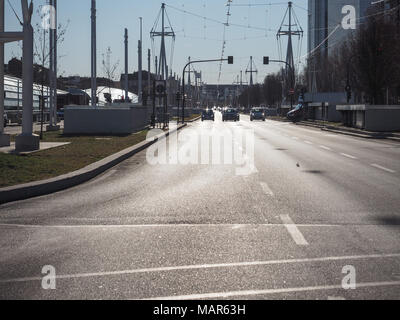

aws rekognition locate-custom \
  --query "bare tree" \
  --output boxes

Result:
[101,47,120,103]
[33,5,69,138]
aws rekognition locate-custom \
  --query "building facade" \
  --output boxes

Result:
[308,0,373,57]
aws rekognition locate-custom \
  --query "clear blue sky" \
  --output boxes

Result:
[4,0,309,85]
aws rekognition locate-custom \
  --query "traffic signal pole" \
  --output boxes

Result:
[181,57,233,124]
[268,59,295,110]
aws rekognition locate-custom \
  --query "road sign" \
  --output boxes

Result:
[289,89,295,95]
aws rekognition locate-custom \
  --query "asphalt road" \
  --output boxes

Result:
[0,113,399,300]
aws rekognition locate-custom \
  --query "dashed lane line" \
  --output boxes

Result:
[320,145,332,151]
[340,153,358,160]
[260,182,274,196]
[280,215,309,246]
[370,164,396,174]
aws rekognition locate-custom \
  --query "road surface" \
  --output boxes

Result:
[0,113,399,300]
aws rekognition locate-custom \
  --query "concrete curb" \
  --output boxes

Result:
[0,124,187,204]
[294,121,400,142]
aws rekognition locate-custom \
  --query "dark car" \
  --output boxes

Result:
[201,109,214,121]
[287,104,305,123]
[222,108,240,122]
[250,108,266,121]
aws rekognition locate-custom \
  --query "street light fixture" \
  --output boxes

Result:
[181,57,233,123]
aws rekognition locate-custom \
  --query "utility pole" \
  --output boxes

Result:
[138,17,143,103]
[91,0,97,107]
[277,1,303,109]
[148,49,151,97]
[246,56,257,86]
[0,0,9,146]
[17,0,38,151]
[155,56,158,79]
[47,0,59,131]
[124,28,129,102]
[150,3,175,81]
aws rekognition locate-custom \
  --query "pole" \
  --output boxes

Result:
[52,0,57,126]
[138,17,143,103]
[182,58,229,123]
[40,26,45,139]
[124,28,129,102]
[91,0,97,107]
[250,56,253,86]
[21,1,33,136]
[160,3,165,80]
[148,49,151,97]
[155,56,158,79]
[49,0,53,127]
[0,0,5,137]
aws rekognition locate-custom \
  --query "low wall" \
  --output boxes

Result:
[337,105,400,132]
[64,104,149,135]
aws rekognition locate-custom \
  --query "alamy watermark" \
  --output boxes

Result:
[41,265,56,290]
[342,5,357,30]
[342,265,357,290]
[146,127,257,176]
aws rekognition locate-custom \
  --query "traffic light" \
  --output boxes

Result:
[347,90,352,103]
[227,56,234,64]
[345,85,352,103]
[155,80,166,96]
[263,56,269,65]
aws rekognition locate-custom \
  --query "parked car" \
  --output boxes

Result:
[287,104,305,123]
[3,113,8,127]
[222,108,240,122]
[250,107,266,121]
[202,109,215,121]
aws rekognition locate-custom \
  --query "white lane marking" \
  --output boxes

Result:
[320,145,332,151]
[143,281,400,300]
[0,223,360,229]
[370,164,396,174]
[328,296,346,300]
[340,153,358,160]
[260,182,274,196]
[1,254,399,284]
[324,134,337,137]
[280,215,309,246]
[304,140,313,145]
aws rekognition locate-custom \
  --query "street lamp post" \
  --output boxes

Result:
[15,0,40,152]
[182,57,233,123]
[269,59,295,110]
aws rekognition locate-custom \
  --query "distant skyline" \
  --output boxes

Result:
[4,0,310,85]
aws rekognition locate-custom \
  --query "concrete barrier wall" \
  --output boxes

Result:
[365,109,400,132]
[64,105,148,135]
[337,105,400,132]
